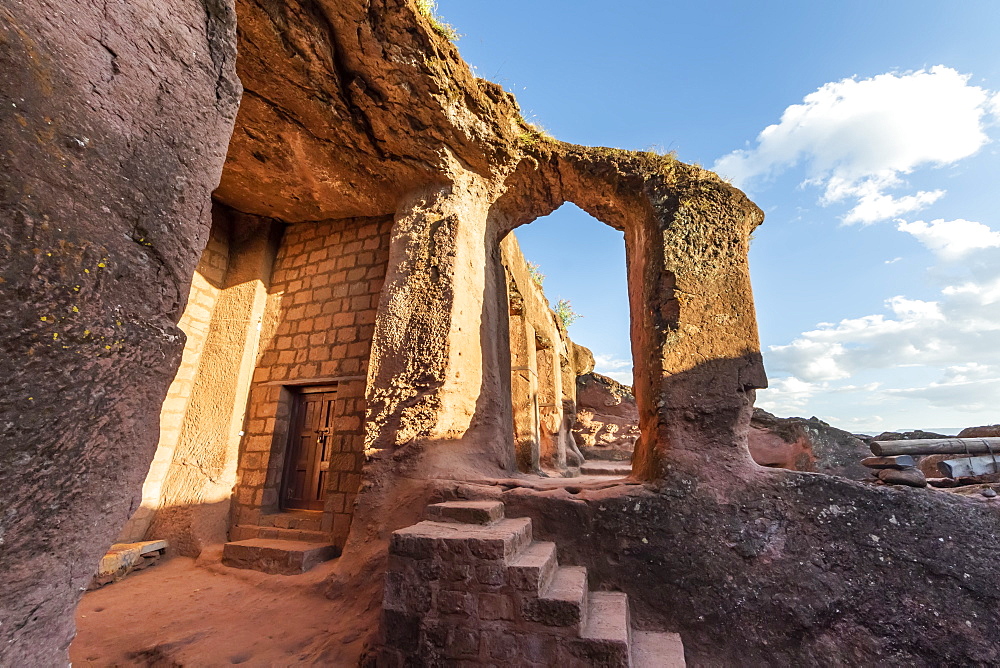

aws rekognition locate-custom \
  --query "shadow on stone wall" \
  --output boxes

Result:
[422,355,1000,666]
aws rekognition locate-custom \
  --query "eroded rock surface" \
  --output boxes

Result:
[483,471,1000,667]
[573,372,639,461]
[872,429,949,441]
[748,409,871,480]
[0,1,240,662]
[958,424,1000,438]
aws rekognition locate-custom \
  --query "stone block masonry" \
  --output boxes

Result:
[252,216,392,384]
[229,215,392,548]
[376,501,685,667]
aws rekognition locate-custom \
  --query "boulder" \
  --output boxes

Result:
[871,430,949,441]
[877,468,928,488]
[748,409,871,480]
[572,373,639,460]
[571,342,596,376]
[958,424,1000,438]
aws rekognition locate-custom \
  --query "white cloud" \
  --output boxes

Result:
[714,66,997,224]
[886,364,1000,412]
[601,371,634,385]
[764,223,1000,422]
[593,354,631,371]
[898,218,1000,260]
[990,91,1000,120]
[840,187,945,225]
[592,354,633,386]
[766,292,982,383]
[756,377,884,419]
[754,376,821,415]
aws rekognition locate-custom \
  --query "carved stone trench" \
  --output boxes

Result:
[5,1,1000,666]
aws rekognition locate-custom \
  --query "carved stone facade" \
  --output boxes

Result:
[4,1,1000,665]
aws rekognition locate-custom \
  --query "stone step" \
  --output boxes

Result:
[91,540,168,589]
[580,461,633,476]
[632,630,687,667]
[230,524,330,543]
[390,517,532,562]
[426,500,504,525]
[522,565,589,628]
[97,539,167,577]
[508,540,558,593]
[259,510,324,532]
[270,527,329,542]
[566,591,631,667]
[222,538,339,575]
[583,591,630,644]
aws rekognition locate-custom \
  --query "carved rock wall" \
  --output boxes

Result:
[0,0,240,662]
[8,1,1000,666]
[573,372,640,461]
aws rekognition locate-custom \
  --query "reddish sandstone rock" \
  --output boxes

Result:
[492,468,1000,667]
[572,373,640,461]
[748,409,871,480]
[916,454,955,478]
[958,424,1000,438]
[0,1,240,663]
[872,430,949,441]
[877,468,927,487]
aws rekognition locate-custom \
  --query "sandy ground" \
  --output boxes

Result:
[69,472,632,667]
[71,547,379,667]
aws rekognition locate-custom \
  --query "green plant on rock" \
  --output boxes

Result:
[526,261,545,288]
[518,122,554,148]
[415,0,460,41]
[553,298,581,329]
[644,145,678,161]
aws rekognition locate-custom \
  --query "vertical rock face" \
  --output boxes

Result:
[0,1,240,662]
[572,372,640,461]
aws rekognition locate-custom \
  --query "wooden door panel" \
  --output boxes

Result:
[282,387,337,511]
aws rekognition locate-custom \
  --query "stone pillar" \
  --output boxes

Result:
[365,169,517,477]
[0,1,240,662]
[535,339,566,470]
[117,211,232,543]
[144,212,282,555]
[627,181,766,482]
[510,315,541,472]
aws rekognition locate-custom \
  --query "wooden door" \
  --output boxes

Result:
[282,386,337,510]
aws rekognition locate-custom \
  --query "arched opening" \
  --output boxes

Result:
[497,201,637,477]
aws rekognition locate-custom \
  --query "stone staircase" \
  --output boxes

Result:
[223,510,339,575]
[580,460,633,477]
[378,501,684,666]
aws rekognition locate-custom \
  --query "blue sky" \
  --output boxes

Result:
[436,0,1000,432]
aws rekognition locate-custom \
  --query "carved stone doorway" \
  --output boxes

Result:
[281,385,337,510]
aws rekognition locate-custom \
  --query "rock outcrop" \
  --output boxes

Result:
[871,429,949,441]
[958,424,1000,438]
[572,372,640,461]
[0,2,240,663]
[748,409,872,480]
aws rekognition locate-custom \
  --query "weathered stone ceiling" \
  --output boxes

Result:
[216,0,525,222]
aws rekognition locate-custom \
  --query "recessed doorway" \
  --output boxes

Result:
[281,385,338,510]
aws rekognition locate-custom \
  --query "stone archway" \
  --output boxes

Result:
[486,147,768,482]
[495,204,628,476]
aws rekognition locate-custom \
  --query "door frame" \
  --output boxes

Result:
[279,383,338,512]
